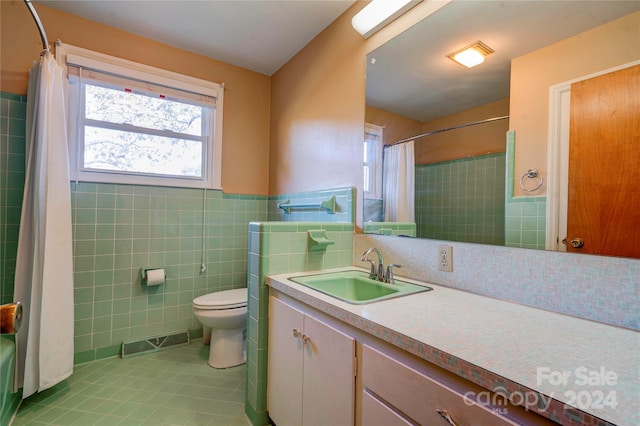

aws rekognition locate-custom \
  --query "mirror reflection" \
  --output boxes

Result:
[363,0,640,257]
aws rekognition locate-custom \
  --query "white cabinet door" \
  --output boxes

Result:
[268,296,356,426]
[302,313,355,426]
[268,297,304,426]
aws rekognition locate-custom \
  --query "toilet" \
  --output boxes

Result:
[192,288,248,368]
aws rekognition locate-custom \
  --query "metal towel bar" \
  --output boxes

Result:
[278,196,336,214]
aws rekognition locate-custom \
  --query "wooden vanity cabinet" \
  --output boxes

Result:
[267,291,554,426]
[267,296,355,426]
[359,343,555,426]
[361,344,517,425]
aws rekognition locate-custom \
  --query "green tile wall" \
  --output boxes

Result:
[415,153,506,245]
[505,131,546,250]
[245,222,354,426]
[0,93,27,305]
[69,184,269,363]
[1,90,358,370]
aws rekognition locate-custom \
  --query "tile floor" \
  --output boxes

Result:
[11,340,248,425]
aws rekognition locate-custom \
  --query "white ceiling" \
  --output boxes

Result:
[366,0,640,122]
[37,0,355,76]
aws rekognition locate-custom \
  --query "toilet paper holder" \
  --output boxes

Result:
[141,268,166,286]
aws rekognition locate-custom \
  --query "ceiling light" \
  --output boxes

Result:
[352,0,423,39]
[448,41,494,68]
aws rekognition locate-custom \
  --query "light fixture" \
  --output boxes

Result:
[352,0,423,39]
[448,41,494,68]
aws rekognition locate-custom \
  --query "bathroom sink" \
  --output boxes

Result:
[289,270,432,304]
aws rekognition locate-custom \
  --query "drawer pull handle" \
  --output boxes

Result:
[436,409,459,426]
[302,334,311,345]
[292,328,301,338]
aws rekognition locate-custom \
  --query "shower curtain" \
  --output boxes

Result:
[14,52,74,398]
[383,141,415,222]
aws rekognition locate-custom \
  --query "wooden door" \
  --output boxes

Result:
[567,65,640,257]
[302,314,355,426]
[267,297,304,426]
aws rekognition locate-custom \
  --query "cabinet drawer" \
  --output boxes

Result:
[362,390,413,426]
[362,344,516,426]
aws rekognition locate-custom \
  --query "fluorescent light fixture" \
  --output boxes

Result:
[352,0,423,39]
[448,41,494,68]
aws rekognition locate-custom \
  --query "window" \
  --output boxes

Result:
[59,44,224,188]
[364,123,383,199]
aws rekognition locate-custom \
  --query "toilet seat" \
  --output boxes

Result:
[193,288,247,310]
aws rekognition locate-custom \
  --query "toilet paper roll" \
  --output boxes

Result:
[145,269,165,286]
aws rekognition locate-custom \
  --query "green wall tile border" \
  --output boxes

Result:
[417,151,505,167]
[256,222,354,233]
[506,130,516,201]
[508,196,546,204]
[189,328,203,340]
[269,187,352,200]
[223,193,269,200]
[73,349,96,365]
[95,344,121,360]
[72,344,122,365]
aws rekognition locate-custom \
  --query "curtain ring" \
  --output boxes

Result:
[520,169,543,192]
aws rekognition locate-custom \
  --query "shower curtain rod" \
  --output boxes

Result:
[384,115,510,149]
[24,0,49,53]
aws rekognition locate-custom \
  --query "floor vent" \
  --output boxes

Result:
[121,330,190,358]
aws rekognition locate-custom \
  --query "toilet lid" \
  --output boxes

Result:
[193,288,247,310]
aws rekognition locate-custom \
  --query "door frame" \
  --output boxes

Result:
[545,59,640,252]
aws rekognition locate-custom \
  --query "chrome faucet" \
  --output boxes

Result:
[360,247,385,281]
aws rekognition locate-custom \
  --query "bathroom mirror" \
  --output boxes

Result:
[364,0,640,257]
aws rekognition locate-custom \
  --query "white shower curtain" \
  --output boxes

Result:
[14,52,74,398]
[383,141,415,222]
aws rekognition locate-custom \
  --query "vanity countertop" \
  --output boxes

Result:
[267,267,639,426]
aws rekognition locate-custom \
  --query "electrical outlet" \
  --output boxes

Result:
[438,245,453,272]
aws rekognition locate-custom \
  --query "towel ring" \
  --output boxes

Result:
[520,169,543,192]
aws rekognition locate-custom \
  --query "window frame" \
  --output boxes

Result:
[57,43,224,189]
[364,122,384,199]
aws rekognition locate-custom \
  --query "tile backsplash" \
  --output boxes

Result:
[354,234,639,331]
